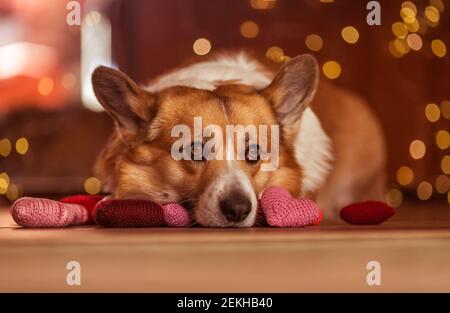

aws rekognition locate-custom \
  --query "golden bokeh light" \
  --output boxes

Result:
[84,177,101,195]
[424,6,440,23]
[0,176,8,195]
[38,77,54,96]
[61,73,77,90]
[401,1,417,14]
[250,0,276,10]
[397,166,414,186]
[322,61,341,80]
[0,138,12,157]
[417,181,433,200]
[436,130,450,150]
[393,38,410,56]
[406,18,420,33]
[386,188,403,208]
[305,34,323,52]
[392,22,408,39]
[435,175,450,194]
[431,39,447,58]
[15,137,29,155]
[240,20,259,39]
[266,46,285,63]
[441,100,450,119]
[193,38,212,56]
[442,156,450,174]
[400,7,416,24]
[341,26,359,44]
[425,103,440,122]
[0,173,9,195]
[406,33,423,51]
[409,139,426,160]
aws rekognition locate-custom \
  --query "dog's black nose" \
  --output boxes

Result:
[220,192,251,222]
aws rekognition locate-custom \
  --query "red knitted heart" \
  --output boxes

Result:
[261,186,321,227]
[340,201,395,225]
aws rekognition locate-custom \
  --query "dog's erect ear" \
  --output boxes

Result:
[262,54,319,128]
[92,66,156,139]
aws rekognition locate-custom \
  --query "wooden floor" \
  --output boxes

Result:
[1,200,450,292]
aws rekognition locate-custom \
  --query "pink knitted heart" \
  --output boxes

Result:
[260,186,321,227]
[11,197,90,228]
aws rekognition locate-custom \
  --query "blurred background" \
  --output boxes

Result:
[0,0,448,211]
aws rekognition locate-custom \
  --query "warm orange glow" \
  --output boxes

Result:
[417,181,433,200]
[193,38,212,56]
[38,77,54,96]
[409,140,426,159]
[305,34,323,51]
[397,166,414,186]
[322,61,341,80]
[341,26,359,44]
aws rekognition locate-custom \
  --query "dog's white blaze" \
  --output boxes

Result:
[145,52,332,196]
[197,169,257,227]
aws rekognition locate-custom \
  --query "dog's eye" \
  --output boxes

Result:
[245,144,260,164]
[191,141,205,161]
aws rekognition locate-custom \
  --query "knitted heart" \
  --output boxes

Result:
[93,199,191,228]
[11,197,90,228]
[260,186,321,227]
[340,201,395,225]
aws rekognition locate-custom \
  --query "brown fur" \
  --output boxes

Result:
[92,53,386,225]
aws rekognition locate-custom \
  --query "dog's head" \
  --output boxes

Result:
[92,54,318,227]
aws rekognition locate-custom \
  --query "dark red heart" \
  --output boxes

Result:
[340,201,395,225]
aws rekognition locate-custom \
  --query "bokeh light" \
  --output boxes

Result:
[431,39,447,57]
[400,6,416,24]
[425,103,440,122]
[442,156,450,174]
[397,166,414,186]
[250,0,276,10]
[417,181,433,200]
[0,138,12,157]
[322,61,341,80]
[406,33,422,51]
[386,188,403,208]
[305,34,323,51]
[436,130,450,150]
[424,6,440,23]
[341,26,359,44]
[409,139,426,159]
[38,77,54,96]
[15,137,29,155]
[266,46,285,63]
[84,177,101,195]
[193,38,212,56]
[61,72,77,90]
[0,173,9,195]
[435,175,450,194]
[392,22,408,39]
[240,20,259,39]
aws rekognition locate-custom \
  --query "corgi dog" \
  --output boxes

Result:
[92,52,386,227]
